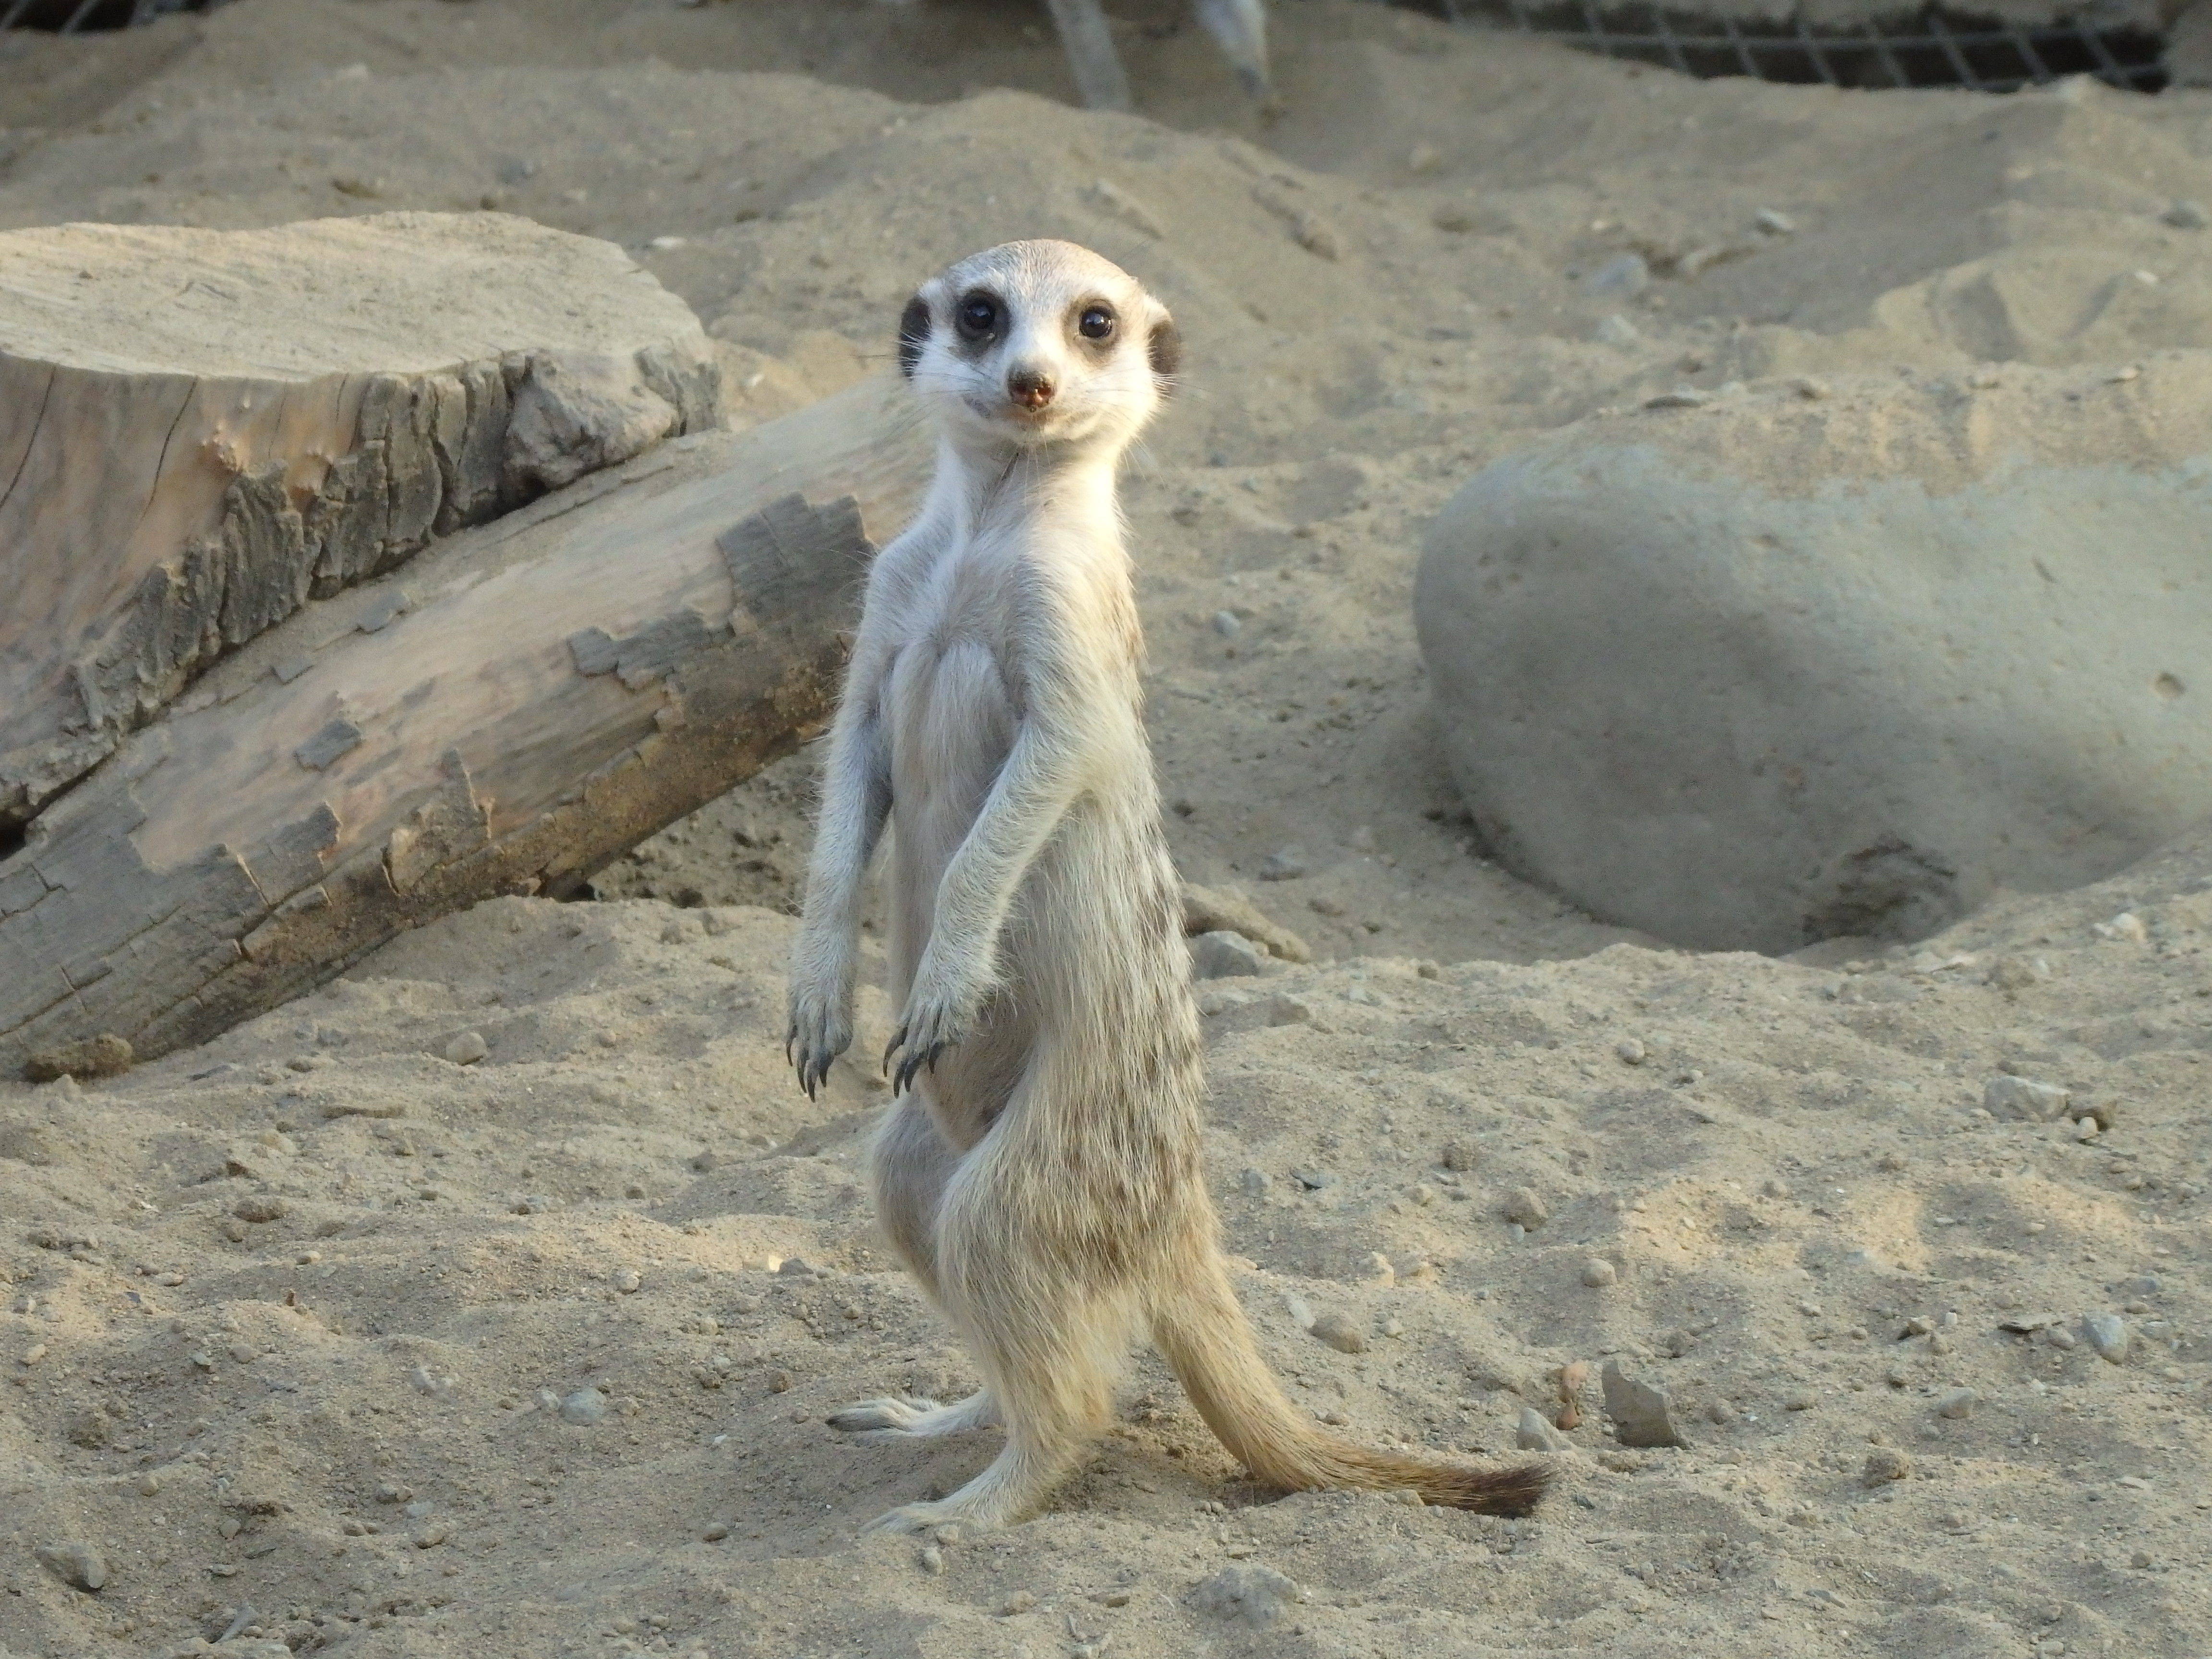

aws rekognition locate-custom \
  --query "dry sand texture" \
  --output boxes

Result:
[1,3,2209,1657]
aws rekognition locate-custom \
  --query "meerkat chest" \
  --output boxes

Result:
[880,544,1024,784]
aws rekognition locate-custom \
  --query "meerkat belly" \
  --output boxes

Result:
[884,633,1037,1147]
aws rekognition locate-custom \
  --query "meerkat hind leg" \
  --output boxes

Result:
[864,1226,1139,1531]
[827,1389,1001,1444]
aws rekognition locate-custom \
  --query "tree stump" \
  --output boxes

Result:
[0,211,719,833]
[0,371,932,1077]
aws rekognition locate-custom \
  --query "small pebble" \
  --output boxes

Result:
[1258,848,1307,882]
[559,1387,608,1425]
[918,1545,944,1574]
[613,1268,642,1294]
[1614,1037,1647,1066]
[999,1591,1036,1616]
[1783,1389,1817,1412]
[34,1540,108,1592]
[1440,1140,1479,1172]
[1861,1447,1912,1487]
[1310,1313,1367,1354]
[1210,609,1242,638]
[1515,1406,1563,1451]
[1935,1388,1977,1419]
[1580,1258,1617,1288]
[1754,207,1796,234]
[2165,197,2209,230]
[1503,1187,1549,1229]
[1984,1075,2070,1120]
[233,1195,288,1224]
[443,1031,490,1067]
[702,1523,730,1542]
[1601,1359,1685,1448]
[2082,1312,2130,1364]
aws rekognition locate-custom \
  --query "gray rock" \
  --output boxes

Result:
[1310,1313,1367,1354]
[34,1540,108,1591]
[558,1387,608,1425]
[2166,198,2209,231]
[1579,252,1649,300]
[1258,848,1307,882]
[1503,1187,1550,1229]
[1580,1257,1618,1288]
[1191,1564,1303,1626]
[1935,1387,1977,1419]
[1182,881,1312,962]
[1211,609,1242,638]
[1515,1406,1564,1451]
[1416,360,2212,950]
[1984,1075,2071,1121]
[444,1030,490,1067]
[1601,1359,1685,1448]
[2082,1312,2131,1364]
[1189,930,1274,980]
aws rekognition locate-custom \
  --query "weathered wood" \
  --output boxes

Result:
[0,373,931,1076]
[0,212,720,833]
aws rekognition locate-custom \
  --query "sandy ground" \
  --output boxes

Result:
[1,3,2210,1656]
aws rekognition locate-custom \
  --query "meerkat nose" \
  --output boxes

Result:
[1006,368,1056,411]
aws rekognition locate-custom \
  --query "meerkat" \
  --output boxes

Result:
[784,239,1546,1534]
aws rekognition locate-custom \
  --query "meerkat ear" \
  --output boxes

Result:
[897,293,931,379]
[1147,314,1182,393]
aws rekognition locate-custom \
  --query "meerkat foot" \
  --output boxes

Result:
[857,1448,1040,1535]
[785,978,854,1099]
[827,1390,1000,1443]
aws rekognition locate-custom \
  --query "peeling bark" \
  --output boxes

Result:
[0,374,929,1075]
[0,214,720,832]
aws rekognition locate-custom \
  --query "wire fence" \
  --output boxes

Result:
[1432,0,2168,92]
[2,0,210,31]
[2,0,2172,93]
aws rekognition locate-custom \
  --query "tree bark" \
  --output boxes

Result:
[0,212,719,834]
[0,373,931,1077]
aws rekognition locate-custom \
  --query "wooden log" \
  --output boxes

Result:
[0,373,931,1077]
[0,212,720,834]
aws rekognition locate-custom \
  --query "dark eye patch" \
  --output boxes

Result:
[897,293,931,379]
[954,290,1004,345]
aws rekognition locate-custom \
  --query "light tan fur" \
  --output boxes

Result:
[786,240,1547,1533]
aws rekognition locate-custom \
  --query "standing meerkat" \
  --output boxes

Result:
[785,239,1547,1533]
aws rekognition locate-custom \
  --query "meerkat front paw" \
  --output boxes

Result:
[785,974,855,1100]
[881,957,990,1096]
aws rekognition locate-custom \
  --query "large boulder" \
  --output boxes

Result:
[1415,355,2212,952]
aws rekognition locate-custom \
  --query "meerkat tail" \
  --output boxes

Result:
[1150,1256,1551,1517]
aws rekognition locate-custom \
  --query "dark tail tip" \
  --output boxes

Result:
[1447,1459,1552,1517]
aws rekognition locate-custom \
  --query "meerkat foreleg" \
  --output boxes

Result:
[787,644,892,1098]
[880,707,1094,1094]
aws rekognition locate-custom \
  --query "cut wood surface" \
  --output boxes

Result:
[0,211,719,832]
[0,372,931,1076]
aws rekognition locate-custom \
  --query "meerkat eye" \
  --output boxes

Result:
[956,293,1001,341]
[1078,305,1116,342]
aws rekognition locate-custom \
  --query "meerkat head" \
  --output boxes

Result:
[897,239,1179,457]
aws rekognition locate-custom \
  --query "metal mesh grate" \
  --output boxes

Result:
[1429,1,2168,92]
[2,0,212,32]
